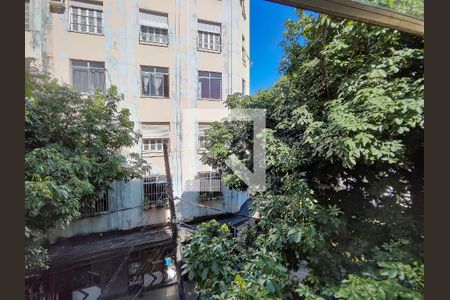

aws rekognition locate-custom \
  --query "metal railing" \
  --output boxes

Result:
[143,175,169,208]
[198,172,223,201]
[80,191,109,218]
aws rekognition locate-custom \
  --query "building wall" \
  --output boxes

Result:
[25,0,250,242]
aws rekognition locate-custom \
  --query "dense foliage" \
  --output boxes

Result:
[183,9,423,299]
[25,70,146,271]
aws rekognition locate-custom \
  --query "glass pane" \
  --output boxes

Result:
[163,74,169,98]
[150,74,156,96]
[141,74,150,95]
[88,10,95,32]
[155,67,168,74]
[73,69,89,93]
[89,61,104,68]
[80,9,87,32]
[152,74,164,96]
[199,77,209,98]
[72,60,88,67]
[89,69,105,91]
[210,78,221,99]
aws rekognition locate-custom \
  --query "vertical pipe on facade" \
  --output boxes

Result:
[175,0,182,201]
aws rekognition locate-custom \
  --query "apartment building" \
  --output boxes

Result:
[25,0,250,241]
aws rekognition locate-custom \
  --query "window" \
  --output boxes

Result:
[141,66,169,97]
[198,172,223,201]
[240,0,247,19]
[139,10,169,45]
[142,138,169,152]
[69,4,103,34]
[198,71,222,100]
[141,123,170,153]
[143,175,168,208]
[80,191,109,217]
[71,59,105,93]
[198,124,211,151]
[242,79,246,95]
[25,1,30,30]
[242,34,247,65]
[197,20,221,52]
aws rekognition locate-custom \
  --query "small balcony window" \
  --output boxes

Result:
[197,20,221,52]
[141,66,169,98]
[71,59,105,94]
[25,1,30,30]
[142,138,169,152]
[143,175,168,208]
[80,190,109,218]
[69,5,103,35]
[198,71,222,100]
[198,172,223,201]
[139,10,169,46]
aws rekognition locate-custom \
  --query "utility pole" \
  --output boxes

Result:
[163,143,185,300]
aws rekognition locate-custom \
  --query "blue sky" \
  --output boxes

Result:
[249,1,298,95]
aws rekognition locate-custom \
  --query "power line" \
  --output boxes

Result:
[129,242,170,300]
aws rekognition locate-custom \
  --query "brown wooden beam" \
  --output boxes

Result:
[267,0,424,36]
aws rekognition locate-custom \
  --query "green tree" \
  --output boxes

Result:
[25,70,147,271]
[183,9,424,299]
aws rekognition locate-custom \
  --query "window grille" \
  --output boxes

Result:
[141,66,169,97]
[70,6,103,34]
[71,59,105,93]
[143,175,168,208]
[139,10,169,45]
[142,138,169,152]
[240,0,247,19]
[198,124,211,151]
[25,1,30,30]
[197,20,221,52]
[198,71,222,100]
[242,35,247,65]
[80,191,109,218]
[140,26,169,45]
[198,172,223,201]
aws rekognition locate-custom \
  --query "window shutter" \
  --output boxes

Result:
[198,20,221,34]
[70,0,103,11]
[141,124,170,138]
[139,11,169,29]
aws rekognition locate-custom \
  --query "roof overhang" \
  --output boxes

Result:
[267,0,424,36]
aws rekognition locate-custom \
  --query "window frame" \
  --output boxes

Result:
[242,34,247,66]
[197,20,222,53]
[198,172,223,201]
[197,31,222,53]
[25,1,30,31]
[70,59,106,94]
[69,5,104,35]
[143,175,169,209]
[197,123,211,152]
[140,66,170,98]
[139,25,169,46]
[142,138,170,153]
[80,190,109,218]
[198,71,222,101]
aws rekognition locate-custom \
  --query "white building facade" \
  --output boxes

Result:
[25,0,250,241]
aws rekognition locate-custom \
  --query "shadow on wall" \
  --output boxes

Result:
[176,177,248,222]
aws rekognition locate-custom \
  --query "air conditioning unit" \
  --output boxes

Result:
[49,0,65,8]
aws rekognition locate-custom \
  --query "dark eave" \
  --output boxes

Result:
[267,0,424,36]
